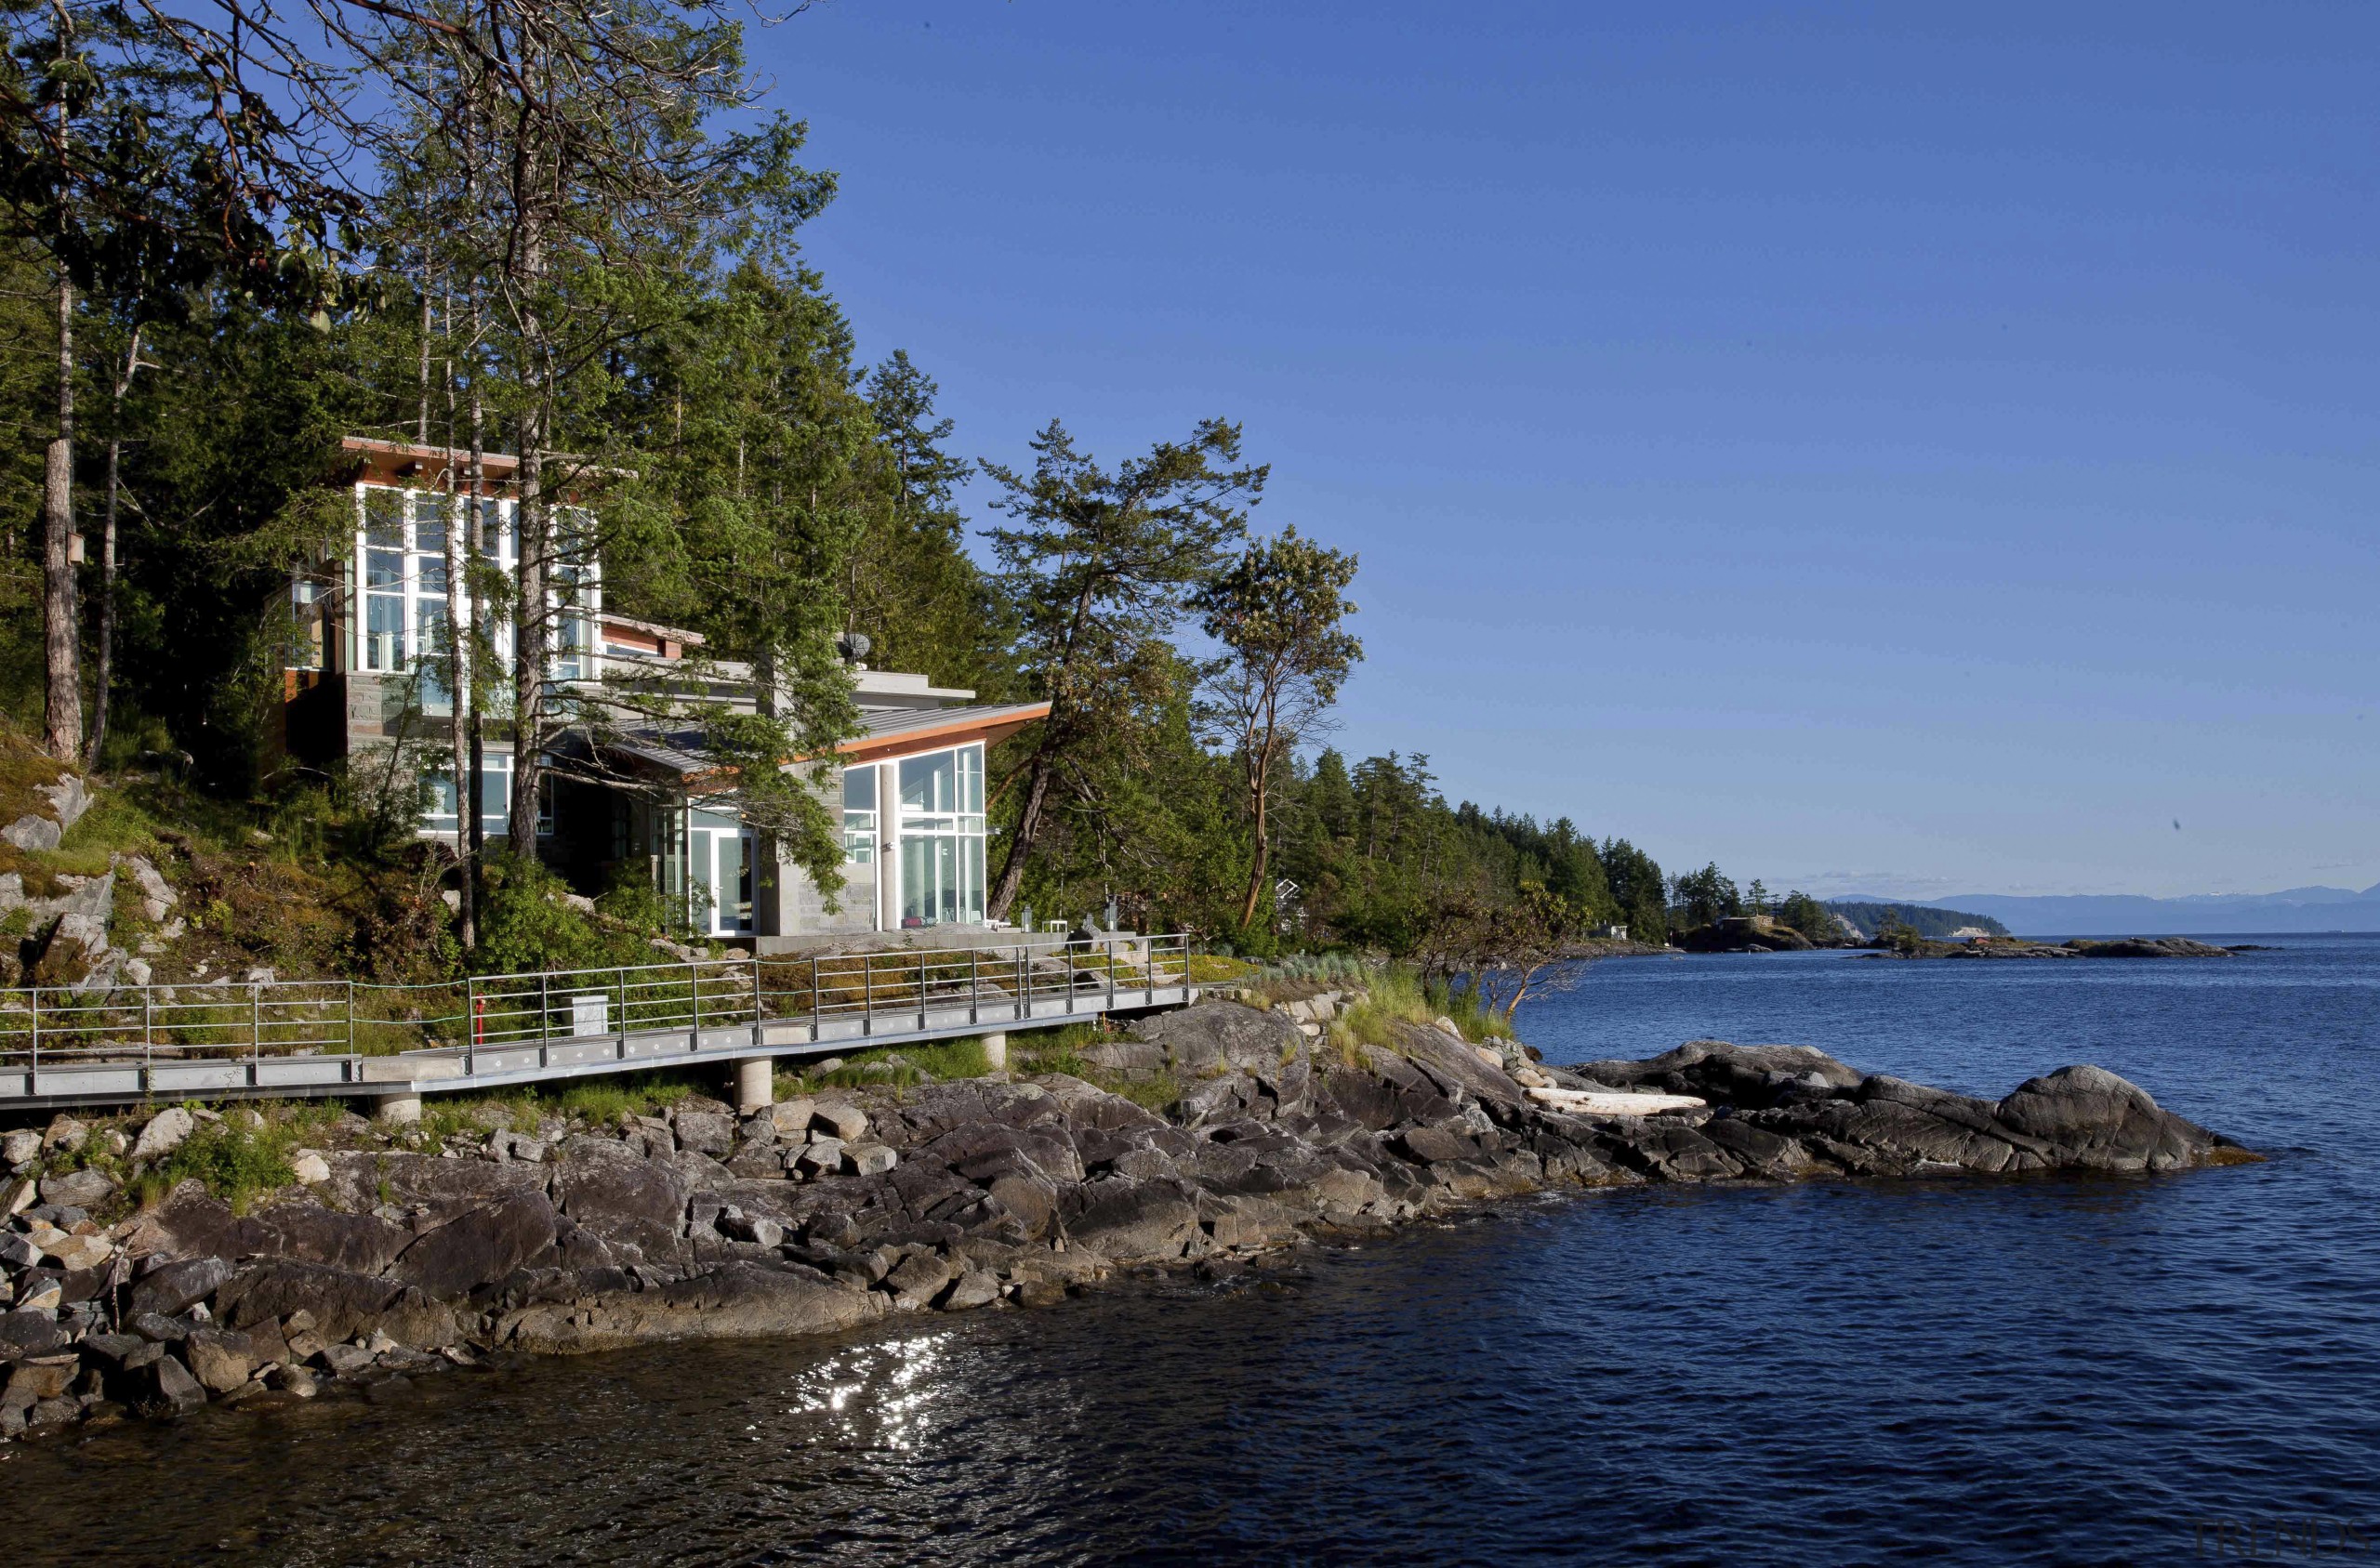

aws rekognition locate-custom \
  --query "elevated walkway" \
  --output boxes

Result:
[0,938,1197,1112]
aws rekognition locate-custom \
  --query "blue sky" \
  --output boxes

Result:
[749,2,2378,899]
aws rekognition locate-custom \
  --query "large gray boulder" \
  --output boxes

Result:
[492,1260,883,1353]
[215,1258,456,1348]
[1123,1001,1303,1076]
[125,1255,236,1318]
[550,1136,695,1258]
[1992,1064,2227,1172]
[1578,1040,2244,1179]
[388,1189,561,1297]
[1061,1176,1200,1262]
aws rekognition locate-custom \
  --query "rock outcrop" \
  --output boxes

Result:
[1578,1039,2243,1176]
[0,1006,2251,1441]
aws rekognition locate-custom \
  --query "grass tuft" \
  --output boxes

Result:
[781,1037,994,1095]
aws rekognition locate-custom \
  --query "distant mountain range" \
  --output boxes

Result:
[1830,884,2380,937]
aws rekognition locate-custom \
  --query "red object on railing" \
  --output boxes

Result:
[473,994,485,1048]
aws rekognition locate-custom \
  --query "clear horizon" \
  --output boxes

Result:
[751,3,2378,901]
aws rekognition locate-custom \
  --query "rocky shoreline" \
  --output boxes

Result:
[0,999,2254,1441]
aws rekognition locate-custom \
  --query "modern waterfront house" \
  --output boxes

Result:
[281,437,1049,949]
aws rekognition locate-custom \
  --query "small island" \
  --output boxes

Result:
[1859,934,2243,961]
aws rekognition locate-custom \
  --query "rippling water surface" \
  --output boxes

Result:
[11,936,2379,1565]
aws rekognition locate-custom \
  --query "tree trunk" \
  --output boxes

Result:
[85,325,141,771]
[444,298,475,950]
[86,435,118,770]
[985,735,1058,922]
[464,290,488,928]
[509,406,546,851]
[43,270,80,763]
[416,285,431,445]
[1239,769,1271,930]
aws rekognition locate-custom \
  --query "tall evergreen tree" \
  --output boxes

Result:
[978,417,1261,921]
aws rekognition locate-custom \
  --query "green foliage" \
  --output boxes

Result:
[1425,973,1515,1042]
[980,417,1264,918]
[788,1036,991,1093]
[155,1118,298,1215]
[551,1072,699,1125]
[472,851,647,976]
[1192,524,1363,925]
[1009,1021,1113,1080]
[853,350,1012,692]
[1777,889,1836,940]
[1873,916,1928,955]
[1828,901,2010,940]
[1670,862,1742,929]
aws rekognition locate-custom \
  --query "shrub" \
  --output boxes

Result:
[473,852,619,975]
[156,1118,297,1214]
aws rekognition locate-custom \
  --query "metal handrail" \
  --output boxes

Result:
[0,934,1194,1074]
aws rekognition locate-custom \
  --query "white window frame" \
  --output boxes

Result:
[352,483,603,693]
[892,742,986,929]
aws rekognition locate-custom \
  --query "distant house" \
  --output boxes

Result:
[281,437,1049,948]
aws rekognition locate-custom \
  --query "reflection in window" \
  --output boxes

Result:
[842,766,878,863]
[896,744,986,927]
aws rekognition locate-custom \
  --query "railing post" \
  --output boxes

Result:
[749,954,762,1048]
[1108,943,1117,1013]
[970,951,979,1026]
[252,983,262,1066]
[689,962,701,1041]
[539,972,550,1048]
[809,955,820,1042]
[344,982,354,1063]
[29,987,38,1079]
[1016,948,1025,1024]
[919,950,928,1033]
[862,953,873,1037]
[466,975,478,1076]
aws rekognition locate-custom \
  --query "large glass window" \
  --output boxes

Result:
[550,505,598,682]
[426,753,520,839]
[353,485,585,694]
[412,494,452,707]
[430,758,554,838]
[896,743,985,927]
[363,489,407,671]
[842,766,877,863]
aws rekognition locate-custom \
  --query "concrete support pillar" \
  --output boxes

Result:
[374,1092,422,1126]
[978,1032,1008,1073]
[734,1057,774,1115]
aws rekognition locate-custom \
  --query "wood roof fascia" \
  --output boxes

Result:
[834,704,1051,766]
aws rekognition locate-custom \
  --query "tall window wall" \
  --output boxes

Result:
[896,743,985,927]
[351,485,599,703]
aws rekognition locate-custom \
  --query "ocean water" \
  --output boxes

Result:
[9,936,2378,1565]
